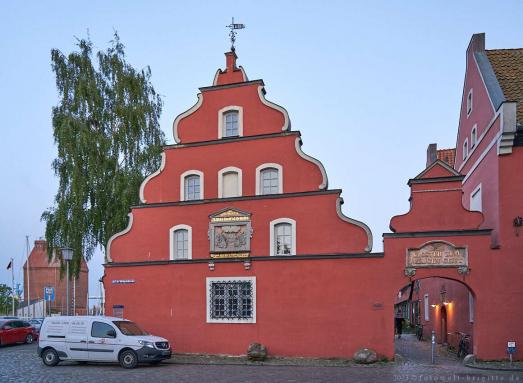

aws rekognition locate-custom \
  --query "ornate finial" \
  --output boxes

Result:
[226,17,245,51]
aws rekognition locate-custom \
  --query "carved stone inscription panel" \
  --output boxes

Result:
[407,241,467,268]
[209,208,252,259]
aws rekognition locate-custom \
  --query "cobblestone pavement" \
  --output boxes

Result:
[1,337,522,383]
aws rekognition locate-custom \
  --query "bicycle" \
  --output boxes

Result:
[457,332,471,358]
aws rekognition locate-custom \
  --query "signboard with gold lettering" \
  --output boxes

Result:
[407,241,467,268]
[209,208,252,259]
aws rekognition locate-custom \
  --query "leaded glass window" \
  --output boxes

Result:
[210,281,253,320]
[174,229,188,259]
[274,223,292,255]
[260,168,279,195]
[223,111,239,137]
[184,175,200,200]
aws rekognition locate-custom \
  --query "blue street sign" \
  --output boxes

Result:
[44,287,55,302]
[508,341,516,354]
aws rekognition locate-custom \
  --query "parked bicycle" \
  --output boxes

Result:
[457,332,471,358]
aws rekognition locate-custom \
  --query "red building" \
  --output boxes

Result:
[24,240,88,315]
[104,39,523,361]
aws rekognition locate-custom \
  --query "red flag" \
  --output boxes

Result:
[6,260,12,270]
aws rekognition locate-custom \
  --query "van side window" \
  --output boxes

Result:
[91,321,116,338]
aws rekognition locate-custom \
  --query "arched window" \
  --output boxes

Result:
[180,170,204,201]
[218,167,242,198]
[269,218,296,256]
[170,224,192,260]
[218,106,243,139]
[256,163,283,195]
[224,111,239,137]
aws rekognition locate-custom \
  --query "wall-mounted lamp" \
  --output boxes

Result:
[208,261,215,271]
[430,304,438,308]
[243,260,251,270]
[443,301,451,306]
[513,216,523,236]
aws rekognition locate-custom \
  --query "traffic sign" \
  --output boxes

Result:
[44,287,55,302]
[508,341,516,354]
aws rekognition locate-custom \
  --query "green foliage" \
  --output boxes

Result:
[42,33,165,276]
[0,284,17,315]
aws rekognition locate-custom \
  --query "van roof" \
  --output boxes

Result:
[44,316,129,321]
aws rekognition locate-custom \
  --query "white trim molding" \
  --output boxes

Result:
[294,137,328,189]
[172,93,203,144]
[466,88,473,117]
[269,218,296,256]
[257,85,290,131]
[336,197,373,252]
[180,170,204,201]
[217,166,243,198]
[139,152,166,203]
[106,213,134,262]
[169,224,192,260]
[255,163,283,195]
[206,276,256,324]
[218,106,243,139]
[238,66,248,82]
[469,183,482,213]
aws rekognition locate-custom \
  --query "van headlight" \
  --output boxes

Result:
[138,340,155,349]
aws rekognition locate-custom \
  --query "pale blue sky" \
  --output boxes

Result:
[1,1,522,301]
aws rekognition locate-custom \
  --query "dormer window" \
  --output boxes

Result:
[463,138,469,160]
[467,89,473,117]
[218,106,243,139]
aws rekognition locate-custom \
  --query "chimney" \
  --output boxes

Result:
[225,50,238,73]
[426,143,438,167]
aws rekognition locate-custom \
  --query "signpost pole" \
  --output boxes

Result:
[431,330,436,364]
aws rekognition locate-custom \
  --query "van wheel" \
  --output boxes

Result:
[42,348,59,366]
[119,350,138,369]
[25,334,34,344]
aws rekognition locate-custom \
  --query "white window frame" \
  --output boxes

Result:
[217,166,242,198]
[470,183,482,212]
[255,163,283,195]
[462,138,469,160]
[469,291,474,323]
[180,170,204,201]
[269,218,296,256]
[471,124,478,148]
[424,294,429,321]
[206,276,256,324]
[169,224,192,260]
[467,88,473,117]
[218,106,243,139]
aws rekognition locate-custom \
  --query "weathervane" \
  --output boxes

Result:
[226,17,245,51]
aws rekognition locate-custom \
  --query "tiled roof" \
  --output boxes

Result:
[486,49,523,123]
[437,148,456,168]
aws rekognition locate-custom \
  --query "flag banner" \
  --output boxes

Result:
[6,260,12,270]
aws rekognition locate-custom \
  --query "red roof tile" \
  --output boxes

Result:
[436,148,456,168]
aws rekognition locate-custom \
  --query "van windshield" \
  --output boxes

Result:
[113,321,149,336]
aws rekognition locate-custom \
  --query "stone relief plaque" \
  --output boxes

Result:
[406,241,467,268]
[209,208,252,259]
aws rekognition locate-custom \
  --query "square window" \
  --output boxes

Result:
[207,277,256,323]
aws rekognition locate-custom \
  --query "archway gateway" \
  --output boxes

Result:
[382,160,519,361]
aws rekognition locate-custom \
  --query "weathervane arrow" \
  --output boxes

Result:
[226,17,245,51]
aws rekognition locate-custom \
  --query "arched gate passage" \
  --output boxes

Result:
[381,160,522,361]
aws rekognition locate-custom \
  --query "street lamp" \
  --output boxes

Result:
[61,247,73,316]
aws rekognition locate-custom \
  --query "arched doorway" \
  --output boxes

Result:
[393,276,475,360]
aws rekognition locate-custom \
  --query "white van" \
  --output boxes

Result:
[37,316,172,368]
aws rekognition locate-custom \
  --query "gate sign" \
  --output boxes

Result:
[44,287,55,302]
[407,242,467,268]
[508,341,516,354]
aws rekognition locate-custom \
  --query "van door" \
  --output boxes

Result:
[66,318,89,360]
[88,321,119,361]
